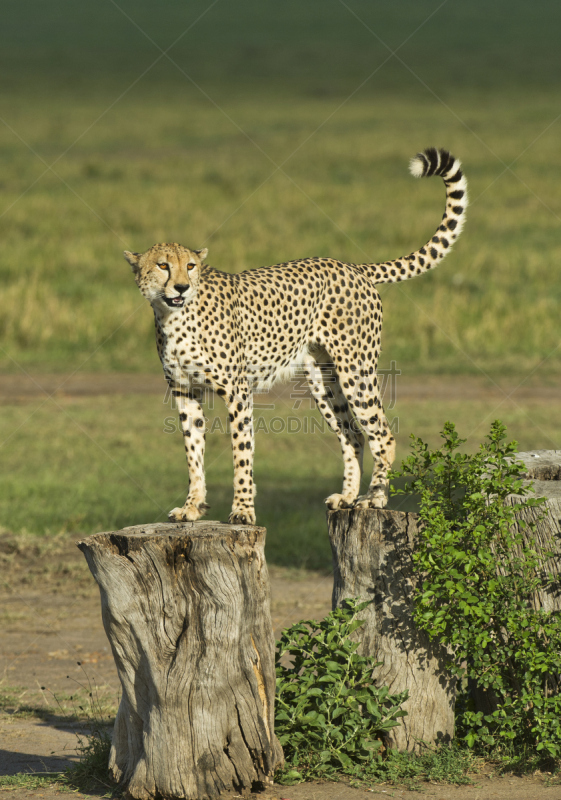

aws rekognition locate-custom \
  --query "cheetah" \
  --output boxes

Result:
[125,147,467,525]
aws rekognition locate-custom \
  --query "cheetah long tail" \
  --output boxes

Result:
[361,147,467,285]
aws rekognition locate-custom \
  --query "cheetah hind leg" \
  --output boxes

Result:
[228,508,257,525]
[324,407,365,510]
[302,354,364,511]
[352,414,396,510]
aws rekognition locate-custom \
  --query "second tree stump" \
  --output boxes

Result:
[328,451,561,751]
[328,508,455,752]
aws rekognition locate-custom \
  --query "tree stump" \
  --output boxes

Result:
[470,450,561,715]
[508,450,561,612]
[328,451,561,750]
[78,521,283,800]
[328,508,455,752]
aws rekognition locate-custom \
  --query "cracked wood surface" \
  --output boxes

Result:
[78,521,283,800]
[328,508,455,752]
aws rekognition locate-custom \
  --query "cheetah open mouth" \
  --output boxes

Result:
[164,296,185,308]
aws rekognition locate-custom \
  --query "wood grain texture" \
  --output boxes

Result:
[328,508,455,752]
[78,521,283,800]
[510,450,561,612]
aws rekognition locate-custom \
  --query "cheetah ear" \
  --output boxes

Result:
[195,248,208,261]
[124,251,141,272]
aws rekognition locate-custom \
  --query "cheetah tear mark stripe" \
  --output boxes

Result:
[357,147,467,285]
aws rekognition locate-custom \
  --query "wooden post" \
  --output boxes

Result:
[78,521,283,800]
[328,508,455,752]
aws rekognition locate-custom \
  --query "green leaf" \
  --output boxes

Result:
[274,602,408,777]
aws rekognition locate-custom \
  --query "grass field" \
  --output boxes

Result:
[2,91,561,377]
[2,388,559,570]
[1,2,560,567]
[1,1,561,377]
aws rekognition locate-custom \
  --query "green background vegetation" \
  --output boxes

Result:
[2,0,561,374]
[2,395,559,571]
[1,1,560,565]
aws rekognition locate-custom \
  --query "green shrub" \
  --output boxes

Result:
[392,421,561,758]
[274,600,408,783]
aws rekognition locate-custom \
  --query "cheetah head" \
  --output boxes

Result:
[124,243,208,312]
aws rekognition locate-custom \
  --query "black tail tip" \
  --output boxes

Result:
[409,147,457,178]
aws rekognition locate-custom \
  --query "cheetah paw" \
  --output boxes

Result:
[228,509,257,525]
[352,493,387,510]
[168,502,210,522]
[324,493,355,510]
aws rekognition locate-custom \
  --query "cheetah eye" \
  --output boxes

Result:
[157,263,169,271]
[187,262,196,270]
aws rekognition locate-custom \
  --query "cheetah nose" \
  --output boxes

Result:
[174,284,189,294]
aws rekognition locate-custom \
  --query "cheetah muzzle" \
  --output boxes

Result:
[125,148,467,526]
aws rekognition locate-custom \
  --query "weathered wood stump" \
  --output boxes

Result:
[328,508,455,752]
[78,522,283,800]
[328,450,561,751]
[509,450,561,612]
[471,450,561,715]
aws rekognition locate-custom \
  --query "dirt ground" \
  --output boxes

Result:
[1,373,561,799]
[1,370,560,404]
[0,530,339,787]
[1,534,560,800]
[1,774,560,800]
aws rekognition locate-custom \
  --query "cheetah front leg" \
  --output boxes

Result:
[226,382,256,525]
[168,392,210,522]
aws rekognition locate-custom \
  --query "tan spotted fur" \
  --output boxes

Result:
[125,148,467,525]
